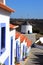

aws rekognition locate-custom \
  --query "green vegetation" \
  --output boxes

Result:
[33,28,40,33]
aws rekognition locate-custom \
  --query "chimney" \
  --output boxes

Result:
[0,0,5,5]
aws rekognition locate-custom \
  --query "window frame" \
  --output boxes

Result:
[11,36,13,65]
[1,27,5,49]
[0,23,6,54]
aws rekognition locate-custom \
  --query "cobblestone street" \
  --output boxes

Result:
[25,48,43,65]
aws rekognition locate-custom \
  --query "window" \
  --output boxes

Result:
[1,27,5,49]
[0,23,6,55]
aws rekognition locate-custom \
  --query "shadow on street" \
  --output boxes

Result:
[25,48,43,65]
[31,52,43,65]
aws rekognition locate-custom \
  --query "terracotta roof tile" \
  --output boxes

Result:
[27,40,32,47]
[20,34,25,43]
[15,32,21,39]
[15,32,25,42]
[10,24,19,29]
[25,38,32,47]
[15,32,32,46]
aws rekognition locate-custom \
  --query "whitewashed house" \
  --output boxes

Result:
[15,32,32,62]
[0,0,16,65]
[20,35,26,61]
[25,38,32,57]
[15,33,27,61]
[15,32,21,63]
[0,0,32,65]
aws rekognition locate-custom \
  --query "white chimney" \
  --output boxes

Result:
[0,0,5,5]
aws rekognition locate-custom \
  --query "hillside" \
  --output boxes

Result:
[10,19,43,33]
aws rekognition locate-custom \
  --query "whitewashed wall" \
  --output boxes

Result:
[20,40,26,60]
[15,37,20,57]
[10,30,15,65]
[27,47,31,56]
[21,25,32,34]
[0,8,11,64]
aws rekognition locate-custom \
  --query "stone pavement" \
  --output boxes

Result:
[25,48,43,65]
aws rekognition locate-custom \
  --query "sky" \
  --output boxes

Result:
[6,0,43,19]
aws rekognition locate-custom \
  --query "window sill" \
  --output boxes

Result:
[0,48,5,55]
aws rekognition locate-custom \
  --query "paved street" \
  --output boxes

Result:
[25,48,43,65]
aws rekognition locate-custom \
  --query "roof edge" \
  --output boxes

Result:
[0,2,15,13]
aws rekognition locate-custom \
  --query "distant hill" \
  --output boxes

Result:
[28,19,43,33]
[10,18,43,33]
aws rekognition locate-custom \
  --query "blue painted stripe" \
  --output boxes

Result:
[4,57,9,65]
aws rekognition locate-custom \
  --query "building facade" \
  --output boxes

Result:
[0,0,32,65]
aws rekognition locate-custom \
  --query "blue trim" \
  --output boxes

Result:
[0,23,6,55]
[1,27,5,49]
[22,45,25,60]
[16,41,20,63]
[4,57,9,65]
[10,37,13,65]
[11,37,13,65]
[1,23,6,27]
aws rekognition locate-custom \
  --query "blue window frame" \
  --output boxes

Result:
[0,23,6,55]
[4,57,9,65]
[16,41,20,63]
[1,27,5,49]
[11,37,13,65]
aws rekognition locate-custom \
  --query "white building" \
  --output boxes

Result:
[15,32,32,62]
[21,25,32,34]
[0,0,32,65]
[0,0,15,65]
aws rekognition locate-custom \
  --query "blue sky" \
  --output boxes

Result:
[6,0,43,19]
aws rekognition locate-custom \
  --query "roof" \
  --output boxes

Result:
[27,40,32,47]
[0,3,15,13]
[25,38,32,47]
[15,32,32,46]
[20,34,25,43]
[15,32,21,39]
[15,32,25,42]
[10,24,19,29]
